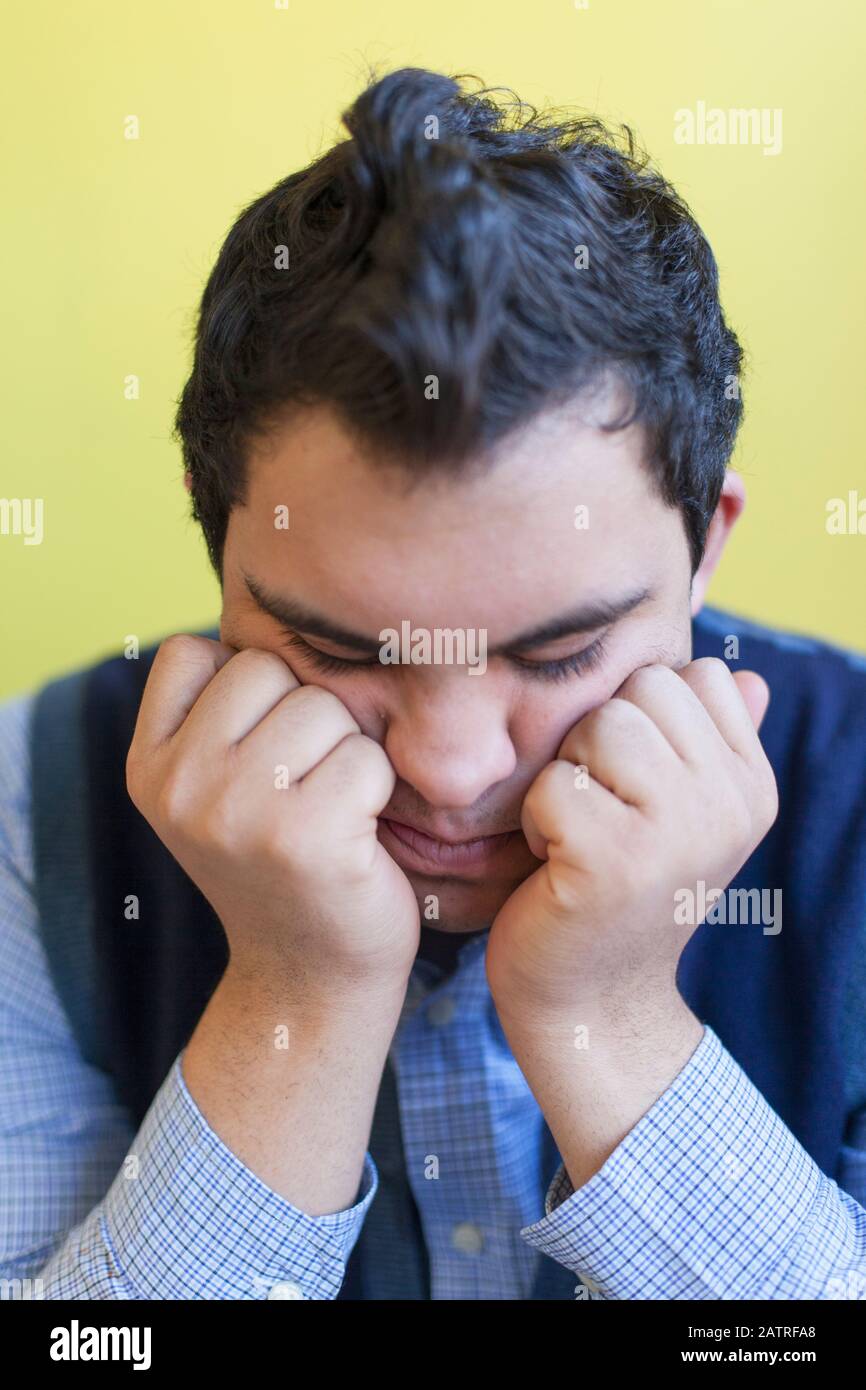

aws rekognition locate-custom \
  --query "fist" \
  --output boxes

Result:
[126,635,420,990]
[486,659,779,1017]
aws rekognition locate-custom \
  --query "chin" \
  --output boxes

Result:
[409,873,524,932]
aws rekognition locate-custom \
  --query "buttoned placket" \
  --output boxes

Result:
[387,932,550,1299]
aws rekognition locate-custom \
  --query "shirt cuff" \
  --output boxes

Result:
[102,1052,378,1299]
[519,1024,824,1299]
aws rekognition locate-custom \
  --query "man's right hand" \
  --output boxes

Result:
[126,634,420,996]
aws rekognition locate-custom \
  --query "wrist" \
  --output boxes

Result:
[492,995,704,1192]
[221,951,411,1025]
[184,956,409,1094]
[492,977,697,1051]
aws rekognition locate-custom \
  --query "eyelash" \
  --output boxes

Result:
[279,630,609,683]
[511,633,608,683]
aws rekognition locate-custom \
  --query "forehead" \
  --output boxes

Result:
[228,395,687,634]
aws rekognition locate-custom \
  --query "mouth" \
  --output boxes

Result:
[378,816,520,876]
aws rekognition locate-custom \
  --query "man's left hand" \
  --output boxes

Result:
[487,658,778,1027]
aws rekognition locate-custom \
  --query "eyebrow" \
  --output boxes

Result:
[243,572,653,657]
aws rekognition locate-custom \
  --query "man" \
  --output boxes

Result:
[2,66,865,1301]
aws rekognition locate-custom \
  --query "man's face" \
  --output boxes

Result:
[220,388,696,932]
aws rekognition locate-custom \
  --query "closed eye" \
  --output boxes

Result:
[509,632,608,682]
[279,629,609,682]
[278,630,380,673]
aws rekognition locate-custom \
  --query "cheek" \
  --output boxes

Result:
[508,679,611,770]
[319,681,389,740]
[219,609,282,657]
[280,664,391,743]
[507,637,687,767]
[220,609,390,735]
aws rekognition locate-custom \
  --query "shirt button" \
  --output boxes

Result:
[267,1281,306,1299]
[426,995,456,1026]
[451,1222,484,1254]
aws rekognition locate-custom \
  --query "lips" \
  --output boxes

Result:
[379,817,519,874]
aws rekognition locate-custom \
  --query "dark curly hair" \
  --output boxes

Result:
[174,65,745,577]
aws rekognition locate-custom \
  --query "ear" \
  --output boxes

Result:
[184,470,193,493]
[690,470,746,617]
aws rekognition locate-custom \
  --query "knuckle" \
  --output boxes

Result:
[758,764,780,827]
[125,742,152,810]
[616,662,673,700]
[198,795,238,850]
[736,756,778,838]
[155,632,209,669]
[338,731,393,786]
[597,696,643,732]
[624,661,672,686]
[680,657,735,703]
[545,866,584,916]
[348,730,386,764]
[572,698,638,754]
[689,656,731,681]
[767,775,780,821]
[296,684,357,727]
[571,705,605,745]
[154,768,192,830]
[233,647,295,683]
[125,754,145,810]
[525,760,561,813]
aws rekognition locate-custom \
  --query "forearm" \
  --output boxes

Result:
[33,1038,386,1300]
[494,988,704,1190]
[181,958,410,1215]
[516,1022,866,1300]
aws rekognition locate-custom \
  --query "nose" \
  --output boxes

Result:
[384,673,517,809]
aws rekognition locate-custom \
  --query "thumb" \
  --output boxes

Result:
[520,795,550,863]
[732,670,771,731]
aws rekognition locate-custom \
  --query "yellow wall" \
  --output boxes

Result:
[2,0,864,698]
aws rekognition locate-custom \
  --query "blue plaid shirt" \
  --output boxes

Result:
[2,691,866,1299]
